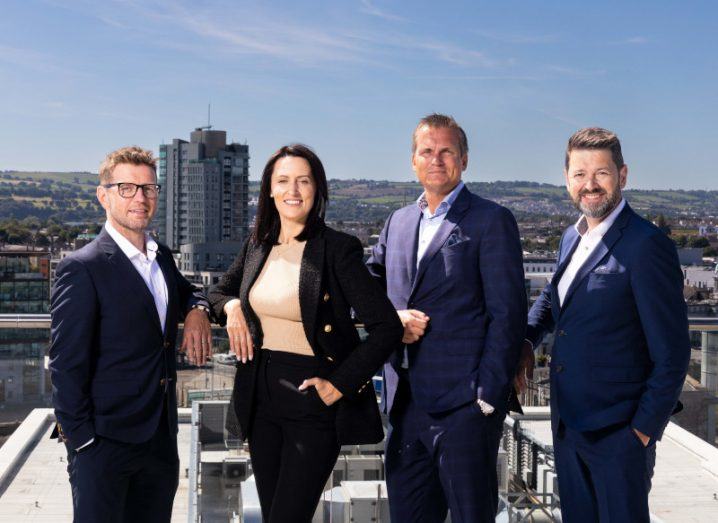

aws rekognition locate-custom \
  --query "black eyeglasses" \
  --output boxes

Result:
[102,182,162,199]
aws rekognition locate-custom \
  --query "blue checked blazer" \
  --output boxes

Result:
[367,186,527,414]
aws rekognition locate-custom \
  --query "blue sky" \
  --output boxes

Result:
[1,0,716,189]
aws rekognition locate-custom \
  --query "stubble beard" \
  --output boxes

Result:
[109,207,153,235]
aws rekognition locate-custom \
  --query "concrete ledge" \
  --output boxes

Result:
[0,408,55,495]
[664,421,718,478]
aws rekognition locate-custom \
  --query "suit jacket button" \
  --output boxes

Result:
[164,341,171,349]
[326,356,334,362]
[160,378,167,387]
[558,330,566,337]
[555,365,564,373]
[324,324,332,333]
[323,292,330,302]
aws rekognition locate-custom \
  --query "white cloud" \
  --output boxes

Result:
[623,36,649,45]
[359,0,406,22]
[545,65,607,78]
[58,0,497,69]
[473,30,559,44]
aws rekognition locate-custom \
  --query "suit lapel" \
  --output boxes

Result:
[299,234,325,348]
[399,209,422,286]
[561,204,632,311]
[98,228,163,335]
[410,187,471,299]
[155,248,177,335]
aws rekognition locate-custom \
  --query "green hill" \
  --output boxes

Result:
[2,172,716,224]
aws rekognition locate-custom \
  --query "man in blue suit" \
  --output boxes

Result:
[519,128,690,522]
[49,146,212,522]
[367,114,527,522]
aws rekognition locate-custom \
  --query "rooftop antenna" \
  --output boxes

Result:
[197,103,212,131]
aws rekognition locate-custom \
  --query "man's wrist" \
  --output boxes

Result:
[191,304,210,316]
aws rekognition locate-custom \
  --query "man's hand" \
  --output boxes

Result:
[181,308,212,365]
[514,340,535,394]
[225,299,254,363]
[397,309,429,344]
[633,427,650,447]
[299,377,343,406]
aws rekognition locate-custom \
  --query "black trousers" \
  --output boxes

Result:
[248,349,341,523]
[64,402,179,523]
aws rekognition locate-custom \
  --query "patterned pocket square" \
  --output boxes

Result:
[593,265,622,274]
[446,233,464,247]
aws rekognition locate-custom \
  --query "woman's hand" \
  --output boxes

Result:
[299,377,343,406]
[224,299,254,363]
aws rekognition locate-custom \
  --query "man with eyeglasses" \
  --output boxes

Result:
[49,146,212,522]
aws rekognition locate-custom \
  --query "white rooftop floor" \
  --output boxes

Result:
[0,409,192,522]
[1,408,717,522]
[514,408,718,523]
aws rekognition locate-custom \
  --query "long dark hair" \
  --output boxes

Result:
[253,144,328,245]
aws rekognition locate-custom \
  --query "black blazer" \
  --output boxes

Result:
[209,225,403,445]
[49,227,208,448]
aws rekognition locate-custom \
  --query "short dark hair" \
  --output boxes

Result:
[565,127,625,170]
[253,144,328,245]
[412,113,469,157]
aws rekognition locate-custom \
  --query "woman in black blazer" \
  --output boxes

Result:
[208,144,403,523]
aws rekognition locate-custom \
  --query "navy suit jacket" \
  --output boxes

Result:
[49,227,208,449]
[526,203,690,439]
[367,186,527,414]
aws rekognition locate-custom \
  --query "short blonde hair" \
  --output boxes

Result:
[412,113,469,157]
[99,146,156,183]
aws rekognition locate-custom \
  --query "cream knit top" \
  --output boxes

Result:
[248,241,314,356]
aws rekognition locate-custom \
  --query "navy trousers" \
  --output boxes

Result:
[385,374,504,523]
[553,422,657,523]
[65,404,179,523]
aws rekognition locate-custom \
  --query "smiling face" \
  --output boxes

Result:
[565,148,627,224]
[96,162,157,237]
[270,156,316,228]
[412,125,468,198]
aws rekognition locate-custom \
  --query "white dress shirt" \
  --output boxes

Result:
[77,222,169,451]
[557,198,626,306]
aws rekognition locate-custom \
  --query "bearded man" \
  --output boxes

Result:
[516,128,689,522]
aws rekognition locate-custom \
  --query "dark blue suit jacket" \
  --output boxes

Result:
[49,227,208,449]
[367,186,527,414]
[526,203,690,439]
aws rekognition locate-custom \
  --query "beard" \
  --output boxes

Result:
[572,187,622,220]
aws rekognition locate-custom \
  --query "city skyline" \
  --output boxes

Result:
[1,0,716,189]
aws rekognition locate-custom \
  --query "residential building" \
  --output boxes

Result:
[156,128,250,251]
